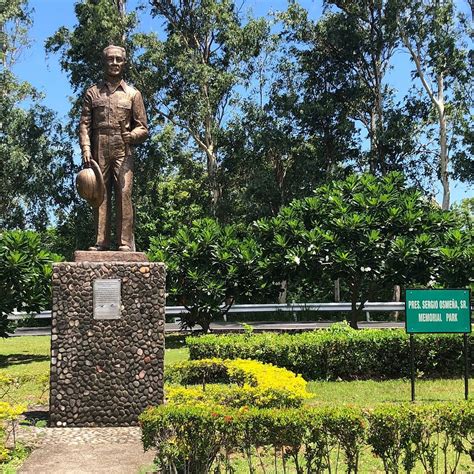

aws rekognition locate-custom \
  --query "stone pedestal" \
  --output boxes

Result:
[49,257,166,427]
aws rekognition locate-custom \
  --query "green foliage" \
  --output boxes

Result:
[140,404,234,474]
[281,0,432,181]
[0,1,74,231]
[0,230,62,337]
[0,0,32,70]
[45,0,137,96]
[0,94,74,231]
[140,401,474,473]
[44,202,95,261]
[134,129,210,251]
[187,329,471,381]
[148,218,268,331]
[397,0,473,208]
[135,0,268,205]
[367,402,474,473]
[165,358,230,386]
[254,172,473,327]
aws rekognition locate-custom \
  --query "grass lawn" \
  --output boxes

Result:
[0,336,50,378]
[308,378,469,405]
[1,335,470,407]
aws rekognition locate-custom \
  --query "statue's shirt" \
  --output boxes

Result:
[79,79,148,152]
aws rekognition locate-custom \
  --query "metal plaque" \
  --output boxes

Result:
[93,279,121,320]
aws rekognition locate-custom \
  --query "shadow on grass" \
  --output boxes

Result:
[165,334,189,349]
[0,354,50,368]
[22,407,49,425]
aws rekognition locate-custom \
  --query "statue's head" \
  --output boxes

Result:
[102,45,127,79]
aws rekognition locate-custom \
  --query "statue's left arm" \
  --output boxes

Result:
[129,90,148,145]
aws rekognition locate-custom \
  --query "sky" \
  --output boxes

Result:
[11,0,473,204]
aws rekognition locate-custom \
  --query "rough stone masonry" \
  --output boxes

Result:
[50,260,166,427]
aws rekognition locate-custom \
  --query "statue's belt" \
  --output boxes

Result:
[93,127,127,136]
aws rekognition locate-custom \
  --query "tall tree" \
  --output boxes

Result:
[0,0,73,231]
[256,172,473,328]
[218,18,356,224]
[46,0,136,109]
[283,1,434,182]
[314,0,399,174]
[397,0,473,209]
[136,0,267,209]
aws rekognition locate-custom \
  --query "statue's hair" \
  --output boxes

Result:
[102,45,127,60]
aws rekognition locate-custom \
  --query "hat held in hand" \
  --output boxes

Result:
[76,160,105,208]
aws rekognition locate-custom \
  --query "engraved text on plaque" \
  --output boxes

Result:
[93,279,121,319]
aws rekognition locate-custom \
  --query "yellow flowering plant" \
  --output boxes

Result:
[165,358,310,409]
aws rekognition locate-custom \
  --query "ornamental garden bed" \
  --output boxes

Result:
[142,356,474,473]
[1,335,473,472]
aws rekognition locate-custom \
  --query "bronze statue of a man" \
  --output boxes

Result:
[79,45,148,251]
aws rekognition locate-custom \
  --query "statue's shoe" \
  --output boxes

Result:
[118,245,132,252]
[88,245,109,251]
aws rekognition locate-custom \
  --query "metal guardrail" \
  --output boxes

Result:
[9,301,474,322]
[7,302,407,320]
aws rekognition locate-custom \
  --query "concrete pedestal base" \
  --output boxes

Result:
[74,251,148,262]
[49,261,166,427]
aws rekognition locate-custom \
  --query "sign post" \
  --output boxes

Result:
[405,288,471,401]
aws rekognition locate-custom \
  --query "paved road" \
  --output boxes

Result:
[10,320,405,336]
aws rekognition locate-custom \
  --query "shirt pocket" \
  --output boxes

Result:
[117,100,132,121]
[92,98,107,109]
[92,98,107,122]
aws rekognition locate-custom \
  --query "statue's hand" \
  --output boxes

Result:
[121,131,132,144]
[82,149,92,166]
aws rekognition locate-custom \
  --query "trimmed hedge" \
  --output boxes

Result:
[140,402,474,473]
[187,329,472,380]
[165,358,310,408]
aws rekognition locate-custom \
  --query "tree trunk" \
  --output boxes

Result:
[117,0,125,16]
[374,3,385,175]
[117,0,126,43]
[368,2,384,176]
[278,279,288,304]
[349,281,360,329]
[206,148,220,209]
[369,108,378,174]
[438,73,450,210]
[375,63,384,174]
[334,279,340,302]
[270,150,287,210]
[398,26,451,211]
[391,284,401,321]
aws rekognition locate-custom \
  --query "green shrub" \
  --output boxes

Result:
[140,404,236,474]
[187,329,471,380]
[140,401,474,473]
[366,404,419,473]
[0,230,62,337]
[367,403,474,474]
[165,359,230,386]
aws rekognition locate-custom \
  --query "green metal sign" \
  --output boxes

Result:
[406,289,471,334]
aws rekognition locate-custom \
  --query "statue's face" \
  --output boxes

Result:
[104,48,126,79]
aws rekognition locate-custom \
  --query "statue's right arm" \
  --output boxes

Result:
[79,90,93,165]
